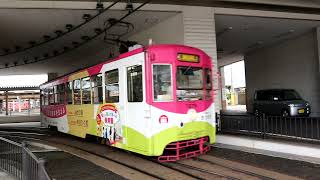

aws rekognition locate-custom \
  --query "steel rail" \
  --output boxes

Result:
[170,162,240,180]
[196,157,275,180]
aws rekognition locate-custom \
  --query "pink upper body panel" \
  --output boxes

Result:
[145,44,213,114]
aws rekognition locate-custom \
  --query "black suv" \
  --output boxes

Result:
[253,89,310,117]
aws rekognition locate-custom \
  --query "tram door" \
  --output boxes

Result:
[121,53,149,152]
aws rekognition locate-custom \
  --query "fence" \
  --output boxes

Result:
[219,113,320,142]
[0,137,51,180]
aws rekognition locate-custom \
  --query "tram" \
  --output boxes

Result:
[40,44,216,162]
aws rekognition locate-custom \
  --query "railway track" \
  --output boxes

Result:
[195,157,274,180]
[146,157,272,180]
[0,129,297,180]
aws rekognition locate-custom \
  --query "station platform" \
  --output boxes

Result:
[215,134,320,164]
[0,115,40,124]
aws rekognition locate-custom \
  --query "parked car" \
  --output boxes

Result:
[253,89,311,117]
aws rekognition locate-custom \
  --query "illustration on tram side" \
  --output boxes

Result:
[96,104,122,145]
[40,44,216,162]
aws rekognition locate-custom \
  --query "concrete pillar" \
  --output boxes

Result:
[18,97,21,113]
[220,67,227,110]
[5,91,8,116]
[182,6,220,112]
[316,27,320,72]
[12,99,15,112]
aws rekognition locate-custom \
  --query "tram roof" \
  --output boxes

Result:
[40,44,206,88]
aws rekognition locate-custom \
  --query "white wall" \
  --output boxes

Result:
[245,30,320,116]
[129,13,184,45]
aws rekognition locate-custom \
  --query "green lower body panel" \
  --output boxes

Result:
[115,121,215,156]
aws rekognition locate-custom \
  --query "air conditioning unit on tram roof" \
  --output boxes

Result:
[128,44,143,51]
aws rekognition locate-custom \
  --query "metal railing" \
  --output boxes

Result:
[219,113,320,143]
[0,137,51,180]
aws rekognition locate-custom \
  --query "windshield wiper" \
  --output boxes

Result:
[183,66,192,75]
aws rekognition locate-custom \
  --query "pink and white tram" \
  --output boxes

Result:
[40,44,216,162]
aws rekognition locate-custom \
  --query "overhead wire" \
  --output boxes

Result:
[0,0,121,57]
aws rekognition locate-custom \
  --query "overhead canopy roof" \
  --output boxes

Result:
[0,7,178,76]
[0,74,47,90]
[215,14,320,65]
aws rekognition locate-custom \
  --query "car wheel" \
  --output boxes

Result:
[282,110,289,117]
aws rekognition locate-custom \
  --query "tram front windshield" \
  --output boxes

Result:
[176,66,203,101]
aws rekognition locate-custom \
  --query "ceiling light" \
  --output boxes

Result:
[83,14,92,21]
[53,50,59,56]
[15,46,21,51]
[66,24,73,31]
[29,41,36,46]
[108,18,117,25]
[43,35,51,41]
[72,41,79,47]
[289,29,295,33]
[81,36,90,41]
[55,30,63,36]
[94,28,102,34]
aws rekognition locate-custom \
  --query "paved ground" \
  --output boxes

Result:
[35,151,126,180]
[0,171,15,180]
[209,147,320,180]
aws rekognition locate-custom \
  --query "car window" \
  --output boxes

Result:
[281,90,302,100]
[270,91,281,101]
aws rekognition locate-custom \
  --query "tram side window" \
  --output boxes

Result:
[54,86,58,104]
[57,84,65,104]
[91,74,103,104]
[73,79,81,105]
[105,69,119,103]
[205,68,212,100]
[153,64,173,102]
[44,89,49,106]
[82,77,91,104]
[49,87,54,105]
[127,65,143,102]
[66,82,73,104]
[40,90,44,106]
